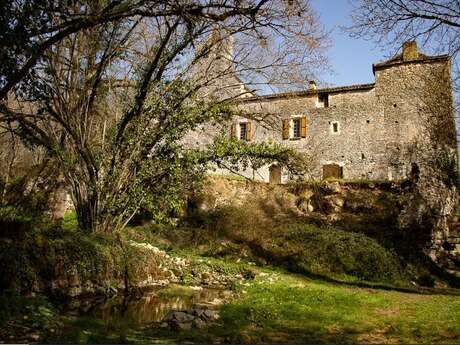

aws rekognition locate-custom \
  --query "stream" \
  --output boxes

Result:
[62,285,231,328]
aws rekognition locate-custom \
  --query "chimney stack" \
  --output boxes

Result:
[402,41,419,61]
[309,80,317,90]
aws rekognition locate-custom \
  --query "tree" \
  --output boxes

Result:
[1,0,327,233]
[348,0,460,91]
[0,0,290,100]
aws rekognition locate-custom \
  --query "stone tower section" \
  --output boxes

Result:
[373,41,457,181]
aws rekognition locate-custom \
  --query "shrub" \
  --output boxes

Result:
[280,225,407,283]
[0,167,58,238]
[418,274,436,287]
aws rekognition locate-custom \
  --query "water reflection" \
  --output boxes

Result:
[68,286,230,328]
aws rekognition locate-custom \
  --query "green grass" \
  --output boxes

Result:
[62,210,78,231]
[48,268,460,344]
[171,270,460,344]
[1,243,454,345]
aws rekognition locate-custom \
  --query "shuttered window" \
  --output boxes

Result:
[301,116,307,138]
[231,123,237,139]
[239,123,247,140]
[246,121,253,141]
[283,116,307,139]
[292,118,301,138]
[282,119,290,140]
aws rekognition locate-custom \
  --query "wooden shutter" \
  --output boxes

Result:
[301,116,307,138]
[282,119,290,140]
[231,123,237,139]
[246,121,253,141]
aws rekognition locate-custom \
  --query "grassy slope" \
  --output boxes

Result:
[49,266,460,344]
[3,176,460,344]
[209,271,460,344]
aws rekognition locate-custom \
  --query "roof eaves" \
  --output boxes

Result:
[372,55,450,74]
[235,83,375,103]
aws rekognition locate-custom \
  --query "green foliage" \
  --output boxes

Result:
[0,161,60,237]
[279,224,407,283]
[0,292,57,330]
[435,150,459,188]
[0,227,123,294]
[200,135,310,177]
[90,80,305,233]
[62,210,78,231]
[185,191,406,284]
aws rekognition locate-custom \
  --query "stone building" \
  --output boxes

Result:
[189,41,458,184]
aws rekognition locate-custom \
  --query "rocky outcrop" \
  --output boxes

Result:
[191,176,460,275]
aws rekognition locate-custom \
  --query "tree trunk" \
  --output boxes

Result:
[74,191,99,233]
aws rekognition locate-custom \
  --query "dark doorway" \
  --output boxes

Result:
[269,164,282,184]
[322,164,343,179]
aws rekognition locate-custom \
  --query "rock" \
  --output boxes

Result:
[174,321,192,331]
[202,309,219,321]
[160,322,169,328]
[193,319,207,329]
[201,272,211,280]
[324,181,341,194]
[297,199,314,213]
[328,213,341,222]
[171,311,195,323]
[299,189,314,200]
[325,195,344,210]
[28,334,40,342]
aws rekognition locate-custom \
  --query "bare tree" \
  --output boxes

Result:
[0,1,327,233]
[348,0,460,92]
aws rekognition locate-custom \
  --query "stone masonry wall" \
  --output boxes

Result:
[184,43,457,187]
[236,87,389,181]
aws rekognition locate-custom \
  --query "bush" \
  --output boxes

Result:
[277,225,407,283]
[418,274,436,287]
[0,169,57,238]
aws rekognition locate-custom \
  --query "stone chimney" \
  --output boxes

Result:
[402,41,419,61]
[309,80,317,90]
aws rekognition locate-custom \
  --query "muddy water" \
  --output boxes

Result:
[65,285,231,328]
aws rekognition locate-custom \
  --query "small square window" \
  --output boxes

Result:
[331,121,339,134]
[318,93,329,108]
[239,123,247,140]
[292,118,301,138]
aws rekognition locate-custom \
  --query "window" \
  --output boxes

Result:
[331,121,339,134]
[239,123,247,140]
[282,116,307,140]
[318,93,329,108]
[292,118,301,138]
[232,121,252,141]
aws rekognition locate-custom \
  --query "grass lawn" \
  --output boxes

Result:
[158,270,460,344]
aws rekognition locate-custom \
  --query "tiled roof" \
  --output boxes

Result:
[235,83,375,103]
[372,53,449,73]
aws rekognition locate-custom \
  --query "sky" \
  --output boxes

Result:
[311,0,388,87]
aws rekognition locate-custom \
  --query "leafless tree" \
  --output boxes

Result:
[0,1,328,233]
[348,0,460,92]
